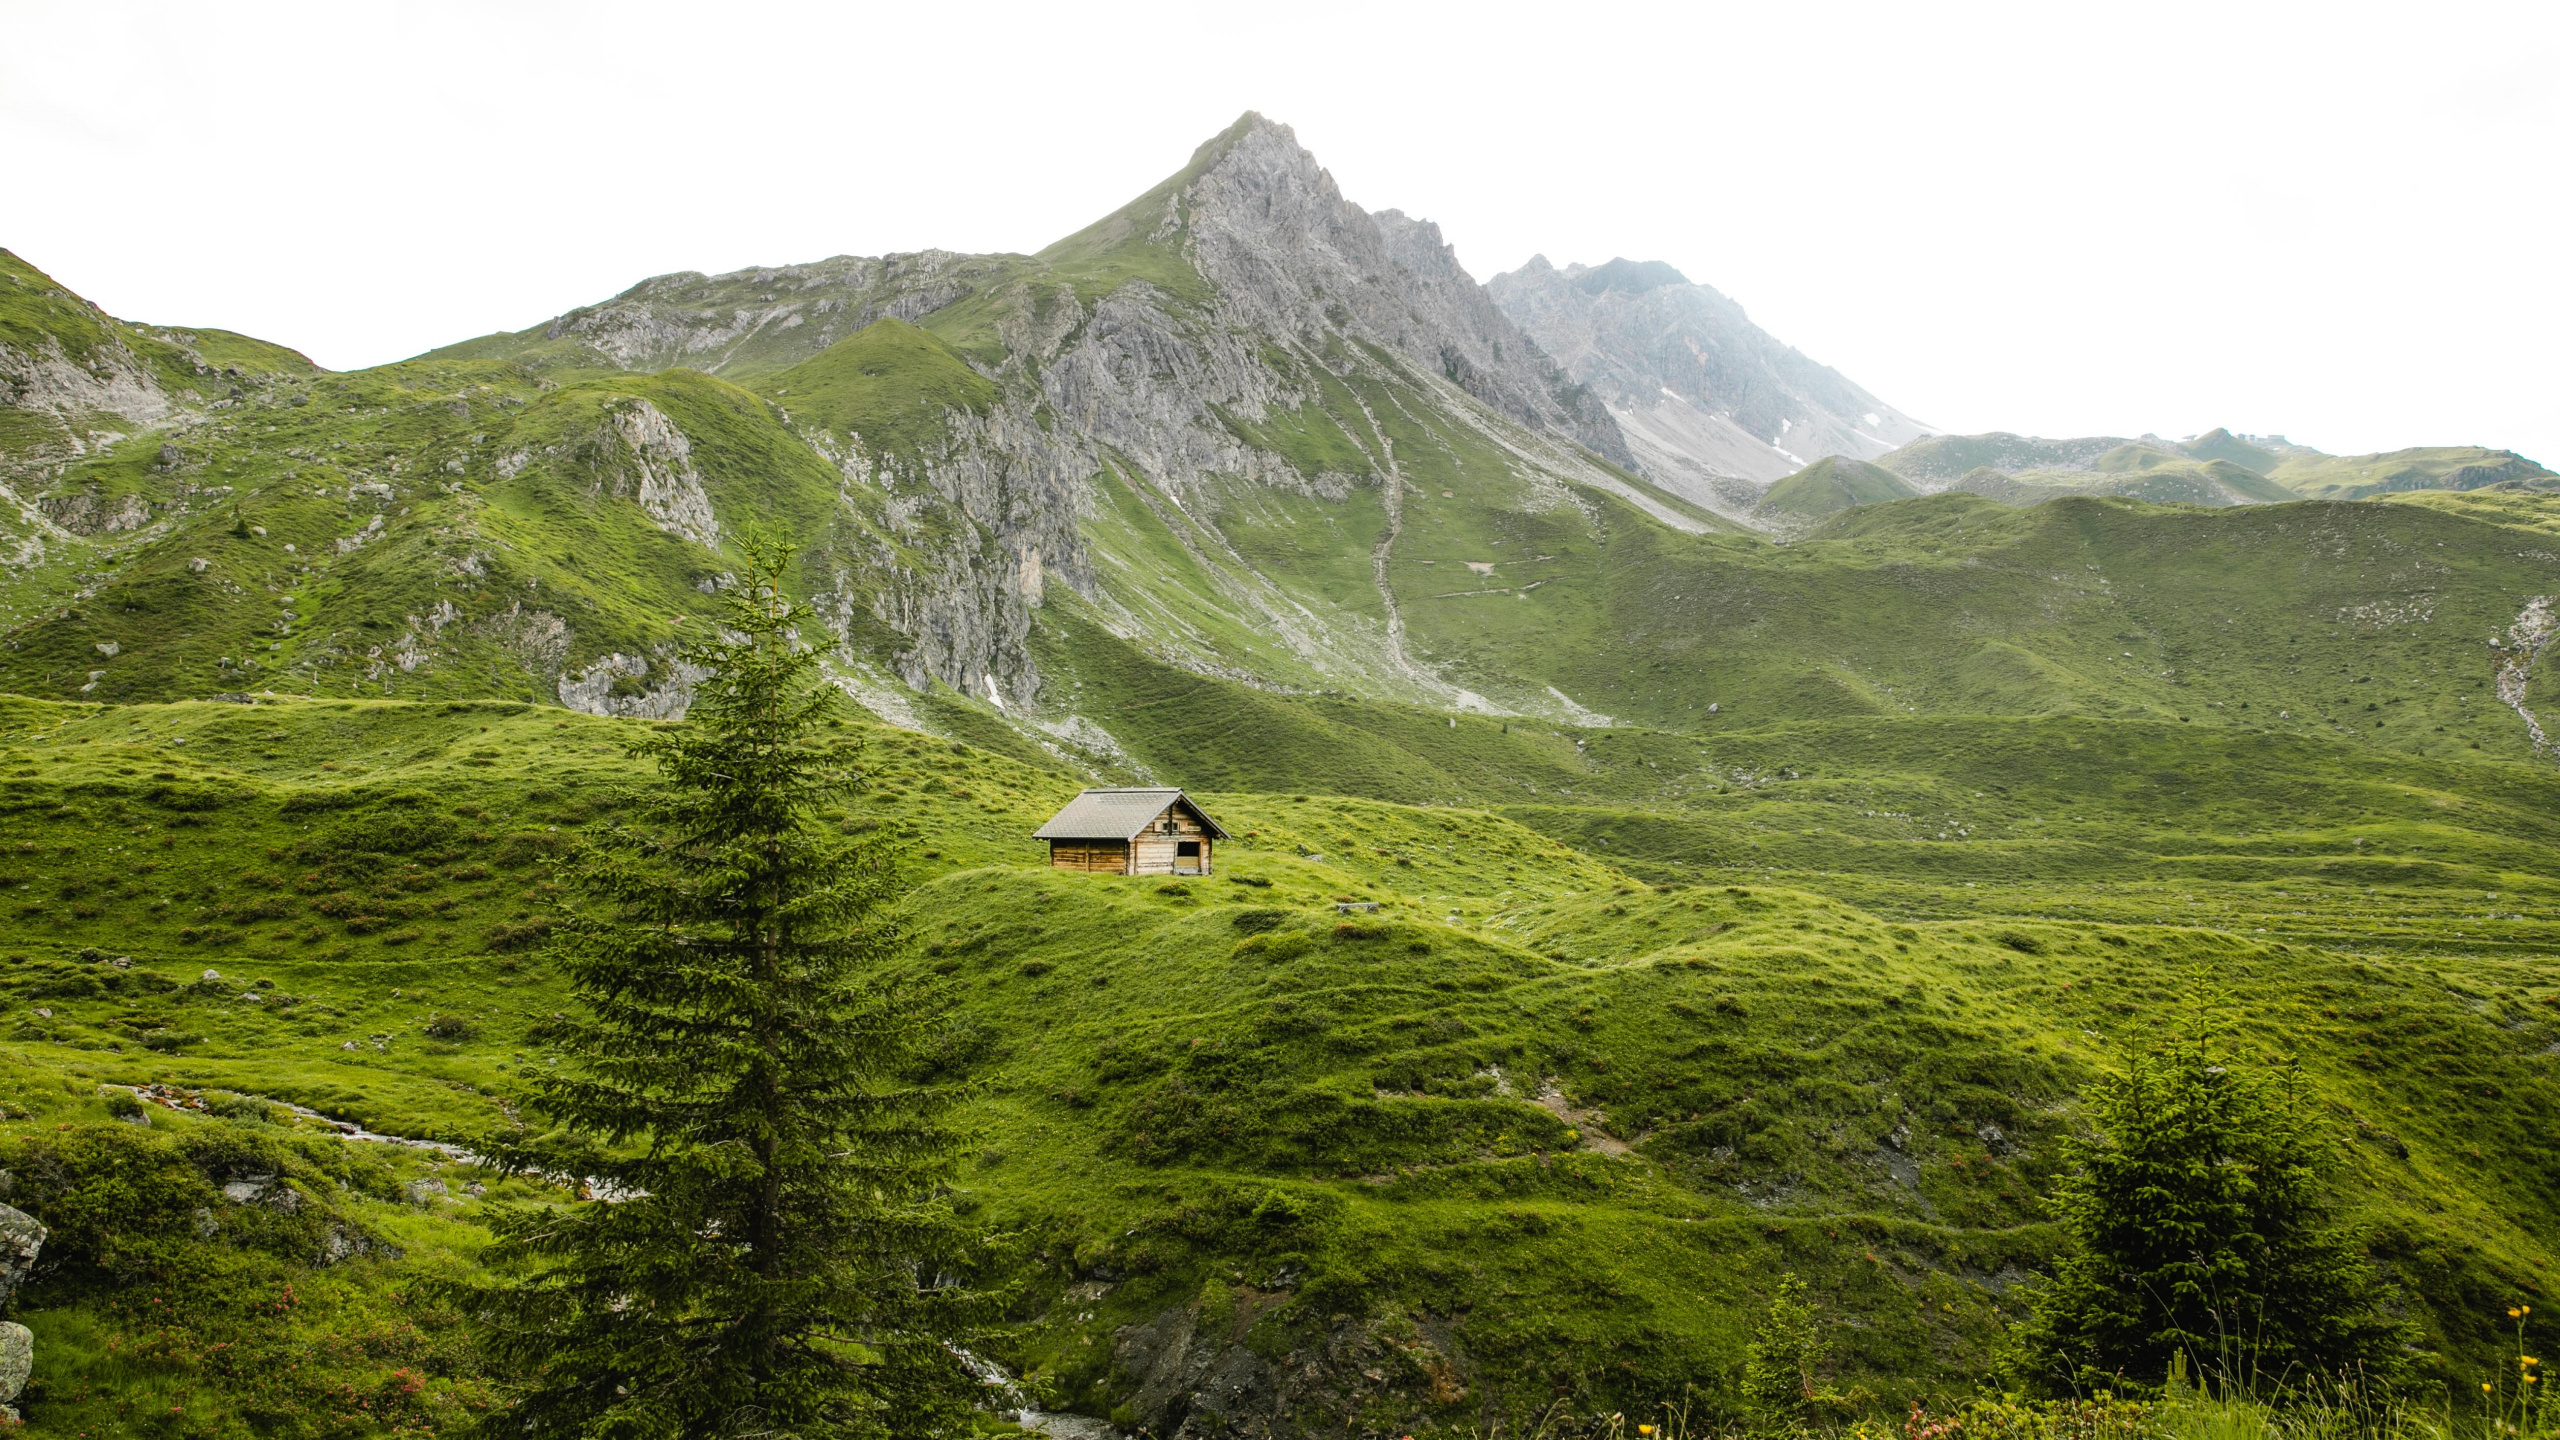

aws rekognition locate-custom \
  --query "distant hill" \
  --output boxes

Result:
[2264,445,2554,500]
[1754,455,1919,524]
[1876,428,2550,510]
[2177,426,2287,473]
[1874,431,2128,482]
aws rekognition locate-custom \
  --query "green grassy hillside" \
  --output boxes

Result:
[2175,427,2285,473]
[1,693,2553,1435]
[2268,446,2556,500]
[5,120,2560,1438]
[1757,457,1919,522]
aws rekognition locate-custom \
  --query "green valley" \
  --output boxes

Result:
[1,109,2557,1440]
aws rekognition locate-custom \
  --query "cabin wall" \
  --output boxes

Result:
[1048,840,1130,874]
[1130,834,1212,876]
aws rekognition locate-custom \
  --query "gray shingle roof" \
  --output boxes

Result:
[1033,788,1229,841]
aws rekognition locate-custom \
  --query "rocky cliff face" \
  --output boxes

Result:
[446,114,1662,719]
[1488,255,1931,511]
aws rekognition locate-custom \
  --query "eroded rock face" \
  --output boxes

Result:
[603,400,720,550]
[1107,1291,1474,1440]
[0,336,174,431]
[529,250,1003,378]
[557,649,709,719]
[34,487,151,535]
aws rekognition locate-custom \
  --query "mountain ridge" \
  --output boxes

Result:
[1,115,2555,781]
[1488,252,1932,517]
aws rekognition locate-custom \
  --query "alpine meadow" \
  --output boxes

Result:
[1,112,2556,1440]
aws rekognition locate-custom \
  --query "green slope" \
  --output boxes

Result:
[2175,426,2283,473]
[1,248,318,497]
[0,694,2551,1434]
[753,317,998,460]
[2269,445,2556,500]
[0,356,917,708]
[1756,456,1919,521]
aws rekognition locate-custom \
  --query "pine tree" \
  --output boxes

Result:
[464,536,994,1439]
[2008,1026,2415,1397]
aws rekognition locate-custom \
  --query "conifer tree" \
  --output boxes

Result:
[466,536,993,1439]
[2009,1026,2414,1397]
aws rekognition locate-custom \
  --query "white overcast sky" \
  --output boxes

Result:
[6,0,2554,462]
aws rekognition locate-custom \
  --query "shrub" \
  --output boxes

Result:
[422,1013,478,1041]
[204,1091,282,1125]
[1744,1272,1848,1430]
[485,918,553,951]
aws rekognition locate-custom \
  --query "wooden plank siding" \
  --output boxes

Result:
[1047,839,1130,874]
[1131,808,1214,876]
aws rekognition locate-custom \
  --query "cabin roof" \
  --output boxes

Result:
[1033,787,1230,842]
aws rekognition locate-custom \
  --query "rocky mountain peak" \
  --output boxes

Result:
[1570,258,1691,296]
[1161,116,1633,468]
[1489,253,1931,509]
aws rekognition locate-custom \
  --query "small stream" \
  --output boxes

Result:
[118,1083,640,1200]
[953,1347,1126,1439]
[125,1082,478,1161]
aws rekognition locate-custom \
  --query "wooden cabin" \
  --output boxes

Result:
[1034,788,1228,877]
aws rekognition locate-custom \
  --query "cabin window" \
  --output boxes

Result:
[1177,841,1200,857]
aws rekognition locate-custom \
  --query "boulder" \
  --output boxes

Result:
[0,1202,44,1421]
[0,1203,43,1311]
[0,1320,30,1418]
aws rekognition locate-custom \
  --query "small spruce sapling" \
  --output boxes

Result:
[2006,1020,2416,1397]
[1743,1272,1839,1433]
[461,533,996,1439]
